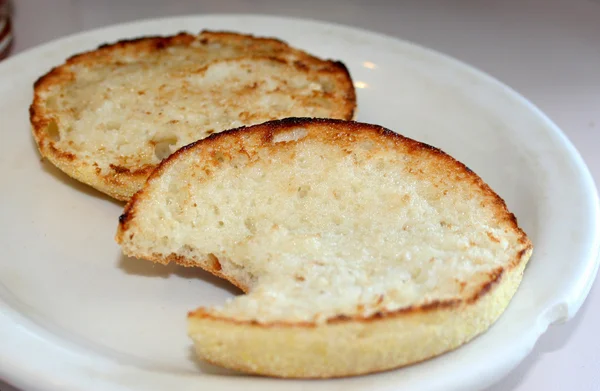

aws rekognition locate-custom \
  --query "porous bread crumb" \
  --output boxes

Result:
[117,118,530,324]
[30,31,356,201]
[116,118,532,378]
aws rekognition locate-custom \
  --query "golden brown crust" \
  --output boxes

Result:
[188,251,530,378]
[118,117,532,326]
[116,118,532,377]
[30,31,356,201]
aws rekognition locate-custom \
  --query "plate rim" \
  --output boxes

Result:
[1,13,599,391]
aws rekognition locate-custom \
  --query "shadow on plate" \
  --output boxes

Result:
[119,254,248,376]
[118,254,242,296]
[31,137,125,207]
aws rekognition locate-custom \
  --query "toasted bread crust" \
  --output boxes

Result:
[186,253,529,378]
[119,117,527,239]
[116,118,532,377]
[30,31,356,201]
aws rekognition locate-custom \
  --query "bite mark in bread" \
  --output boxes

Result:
[116,118,532,378]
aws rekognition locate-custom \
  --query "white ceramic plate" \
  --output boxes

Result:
[0,14,598,391]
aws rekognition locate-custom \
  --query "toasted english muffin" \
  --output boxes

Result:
[30,31,355,201]
[116,118,532,378]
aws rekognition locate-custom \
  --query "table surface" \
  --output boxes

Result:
[2,0,599,390]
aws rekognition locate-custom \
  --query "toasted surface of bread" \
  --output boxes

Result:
[30,31,355,201]
[116,118,532,378]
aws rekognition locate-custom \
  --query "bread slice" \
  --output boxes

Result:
[116,118,532,378]
[30,31,356,201]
